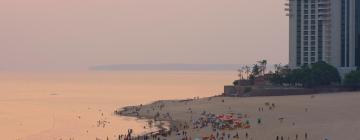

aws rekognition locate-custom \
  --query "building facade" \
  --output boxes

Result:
[287,0,360,74]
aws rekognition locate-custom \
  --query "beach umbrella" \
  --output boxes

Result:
[219,115,233,121]
[234,119,242,124]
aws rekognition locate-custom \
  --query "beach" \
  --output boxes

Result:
[119,92,360,140]
[3,71,360,139]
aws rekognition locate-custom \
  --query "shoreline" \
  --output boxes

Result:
[114,100,177,138]
[115,99,203,138]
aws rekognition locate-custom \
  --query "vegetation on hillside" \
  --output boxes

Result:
[234,60,348,88]
[234,60,268,85]
[269,61,341,88]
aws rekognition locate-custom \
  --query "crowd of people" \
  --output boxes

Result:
[111,97,329,140]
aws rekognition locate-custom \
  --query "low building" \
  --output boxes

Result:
[253,74,272,86]
[223,85,237,96]
[224,75,272,96]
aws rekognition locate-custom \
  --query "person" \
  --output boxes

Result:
[210,134,215,139]
[295,134,298,140]
[257,118,262,124]
[305,133,308,139]
[245,132,248,139]
[233,132,239,138]
[276,136,279,140]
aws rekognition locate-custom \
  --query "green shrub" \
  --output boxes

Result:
[344,70,360,86]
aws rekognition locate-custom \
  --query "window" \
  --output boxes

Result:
[311,31,316,35]
[304,20,309,25]
[304,57,309,62]
[311,47,316,51]
[311,57,316,62]
[311,36,316,40]
[311,52,316,56]
[304,36,309,41]
[311,26,316,30]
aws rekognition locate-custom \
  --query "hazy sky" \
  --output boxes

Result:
[1,0,288,71]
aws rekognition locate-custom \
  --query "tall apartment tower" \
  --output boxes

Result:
[287,0,360,74]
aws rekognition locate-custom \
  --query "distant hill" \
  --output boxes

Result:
[89,64,243,71]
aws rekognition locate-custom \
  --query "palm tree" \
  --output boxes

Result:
[257,60,267,75]
[274,63,282,74]
[238,68,244,80]
[252,64,261,77]
[245,65,251,79]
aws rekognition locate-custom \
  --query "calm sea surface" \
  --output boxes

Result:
[0,71,235,140]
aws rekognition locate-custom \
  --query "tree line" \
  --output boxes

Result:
[233,60,360,88]
[235,60,360,88]
[269,61,341,88]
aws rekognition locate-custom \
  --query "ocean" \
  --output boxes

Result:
[0,71,235,140]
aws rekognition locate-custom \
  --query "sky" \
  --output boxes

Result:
[0,0,288,71]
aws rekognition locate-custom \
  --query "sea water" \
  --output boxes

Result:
[0,71,235,140]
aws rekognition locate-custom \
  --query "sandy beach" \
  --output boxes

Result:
[119,92,360,140]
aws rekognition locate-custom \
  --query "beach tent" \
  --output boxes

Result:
[217,114,233,121]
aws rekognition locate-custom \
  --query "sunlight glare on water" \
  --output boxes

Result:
[0,71,236,140]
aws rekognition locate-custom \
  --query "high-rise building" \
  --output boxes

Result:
[287,0,360,74]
